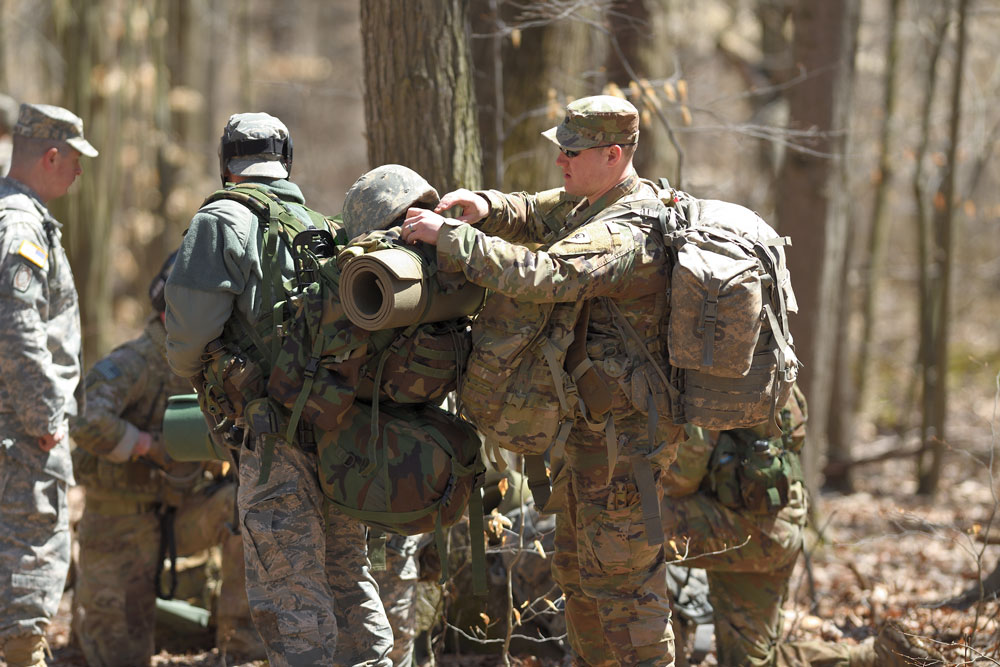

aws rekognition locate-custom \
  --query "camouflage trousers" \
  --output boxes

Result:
[0,446,70,642]
[372,534,422,667]
[72,480,260,667]
[551,412,679,667]
[238,434,393,667]
[663,482,862,666]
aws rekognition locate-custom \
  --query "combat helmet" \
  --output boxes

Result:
[341,164,439,242]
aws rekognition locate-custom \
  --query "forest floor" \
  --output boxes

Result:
[39,423,1000,666]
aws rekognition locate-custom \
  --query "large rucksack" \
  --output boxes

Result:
[605,180,799,432]
[192,184,483,554]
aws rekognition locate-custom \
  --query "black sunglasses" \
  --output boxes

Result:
[559,143,629,158]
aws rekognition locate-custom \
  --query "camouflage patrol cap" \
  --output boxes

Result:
[341,164,439,241]
[220,112,291,179]
[14,103,99,157]
[542,95,639,151]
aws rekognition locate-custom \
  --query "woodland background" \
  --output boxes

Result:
[1,0,999,664]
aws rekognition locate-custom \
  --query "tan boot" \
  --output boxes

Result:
[3,634,49,667]
[874,622,945,666]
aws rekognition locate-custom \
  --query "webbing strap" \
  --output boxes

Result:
[256,435,278,485]
[539,339,571,413]
[484,439,508,473]
[631,452,664,546]
[468,485,487,595]
[369,530,387,572]
[524,454,551,511]
[605,416,618,487]
[155,506,179,600]
[285,332,325,443]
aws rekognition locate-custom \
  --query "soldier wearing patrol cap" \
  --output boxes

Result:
[164,112,394,666]
[0,103,97,667]
[403,95,683,665]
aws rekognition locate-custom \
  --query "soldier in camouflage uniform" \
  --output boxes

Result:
[164,113,394,666]
[373,534,424,667]
[403,96,682,666]
[0,103,96,667]
[69,252,263,667]
[661,388,943,667]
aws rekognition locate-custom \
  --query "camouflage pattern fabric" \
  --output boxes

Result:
[373,534,423,667]
[0,175,81,644]
[0,177,81,483]
[70,317,204,492]
[166,175,393,665]
[73,482,258,666]
[13,103,98,157]
[541,95,640,151]
[237,433,392,666]
[552,412,678,666]
[341,164,439,242]
[436,173,683,665]
[0,448,70,641]
[661,391,868,666]
[69,317,261,665]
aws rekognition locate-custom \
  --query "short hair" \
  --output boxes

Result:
[619,143,637,161]
[11,134,69,164]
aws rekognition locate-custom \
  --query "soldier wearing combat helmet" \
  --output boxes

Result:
[165,112,395,666]
[0,103,96,667]
[403,95,682,665]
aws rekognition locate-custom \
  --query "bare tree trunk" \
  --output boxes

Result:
[918,0,969,496]
[360,0,482,193]
[909,5,948,457]
[824,0,861,493]
[853,0,902,415]
[774,0,853,497]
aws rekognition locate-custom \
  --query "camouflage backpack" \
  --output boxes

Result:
[605,181,799,432]
[707,384,807,513]
[196,179,482,552]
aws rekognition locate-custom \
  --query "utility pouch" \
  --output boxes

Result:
[200,338,265,424]
[708,429,799,514]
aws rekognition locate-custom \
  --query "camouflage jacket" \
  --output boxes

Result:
[71,316,210,501]
[437,172,675,425]
[164,178,311,378]
[0,177,81,483]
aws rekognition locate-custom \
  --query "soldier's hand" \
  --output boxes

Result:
[131,431,153,459]
[436,189,488,224]
[144,435,172,468]
[401,207,446,246]
[38,426,66,452]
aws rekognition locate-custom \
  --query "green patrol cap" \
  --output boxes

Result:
[14,103,99,157]
[542,95,639,151]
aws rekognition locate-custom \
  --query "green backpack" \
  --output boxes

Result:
[194,185,483,559]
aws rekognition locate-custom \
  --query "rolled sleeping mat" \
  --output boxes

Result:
[340,246,485,330]
[163,394,229,461]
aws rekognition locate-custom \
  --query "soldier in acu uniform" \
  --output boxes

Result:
[403,95,682,666]
[0,103,96,667]
[662,388,944,667]
[164,113,394,666]
[69,252,264,667]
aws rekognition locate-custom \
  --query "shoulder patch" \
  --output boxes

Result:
[17,240,48,269]
[564,230,592,244]
[93,358,123,381]
[12,264,32,292]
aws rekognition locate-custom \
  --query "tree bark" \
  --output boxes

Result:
[774,0,853,496]
[918,0,968,496]
[360,0,483,193]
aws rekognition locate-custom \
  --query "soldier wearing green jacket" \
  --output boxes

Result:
[70,254,263,666]
[403,95,681,666]
[164,113,393,666]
